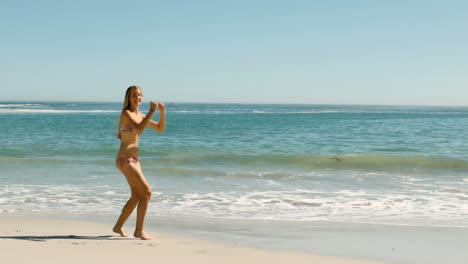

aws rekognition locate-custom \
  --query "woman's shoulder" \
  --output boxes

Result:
[119,110,133,123]
[121,110,144,123]
[123,109,133,115]
[122,110,140,118]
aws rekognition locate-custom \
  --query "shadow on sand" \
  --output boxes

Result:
[0,235,134,242]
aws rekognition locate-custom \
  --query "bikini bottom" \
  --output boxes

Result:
[116,156,140,163]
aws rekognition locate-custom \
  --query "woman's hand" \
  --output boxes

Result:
[157,102,165,112]
[149,101,158,112]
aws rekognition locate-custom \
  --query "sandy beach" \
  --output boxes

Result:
[0,216,386,264]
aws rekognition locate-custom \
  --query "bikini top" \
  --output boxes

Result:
[120,124,136,133]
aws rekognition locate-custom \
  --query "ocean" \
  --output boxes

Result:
[1,102,467,228]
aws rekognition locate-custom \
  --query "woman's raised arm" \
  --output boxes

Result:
[144,103,165,132]
[123,101,157,134]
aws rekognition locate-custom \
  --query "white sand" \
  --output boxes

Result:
[0,216,386,264]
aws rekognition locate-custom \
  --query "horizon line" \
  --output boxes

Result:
[1,100,467,108]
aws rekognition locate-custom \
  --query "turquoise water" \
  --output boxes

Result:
[1,102,467,226]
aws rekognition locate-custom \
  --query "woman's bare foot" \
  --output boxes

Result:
[113,226,127,237]
[134,231,152,240]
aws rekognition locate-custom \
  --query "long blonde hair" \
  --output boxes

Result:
[118,85,141,139]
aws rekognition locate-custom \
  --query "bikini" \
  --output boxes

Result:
[120,124,136,133]
[116,125,140,163]
[116,156,140,163]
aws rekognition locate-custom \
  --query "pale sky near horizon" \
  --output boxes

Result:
[1,0,467,106]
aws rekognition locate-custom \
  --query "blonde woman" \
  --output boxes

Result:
[113,85,165,240]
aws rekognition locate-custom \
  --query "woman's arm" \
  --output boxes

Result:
[123,101,157,134]
[144,103,166,132]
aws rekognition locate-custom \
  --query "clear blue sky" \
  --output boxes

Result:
[1,0,467,105]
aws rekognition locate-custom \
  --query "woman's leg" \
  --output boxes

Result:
[133,161,152,240]
[113,182,139,237]
[114,161,152,239]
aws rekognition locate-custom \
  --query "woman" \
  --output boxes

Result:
[113,85,165,240]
